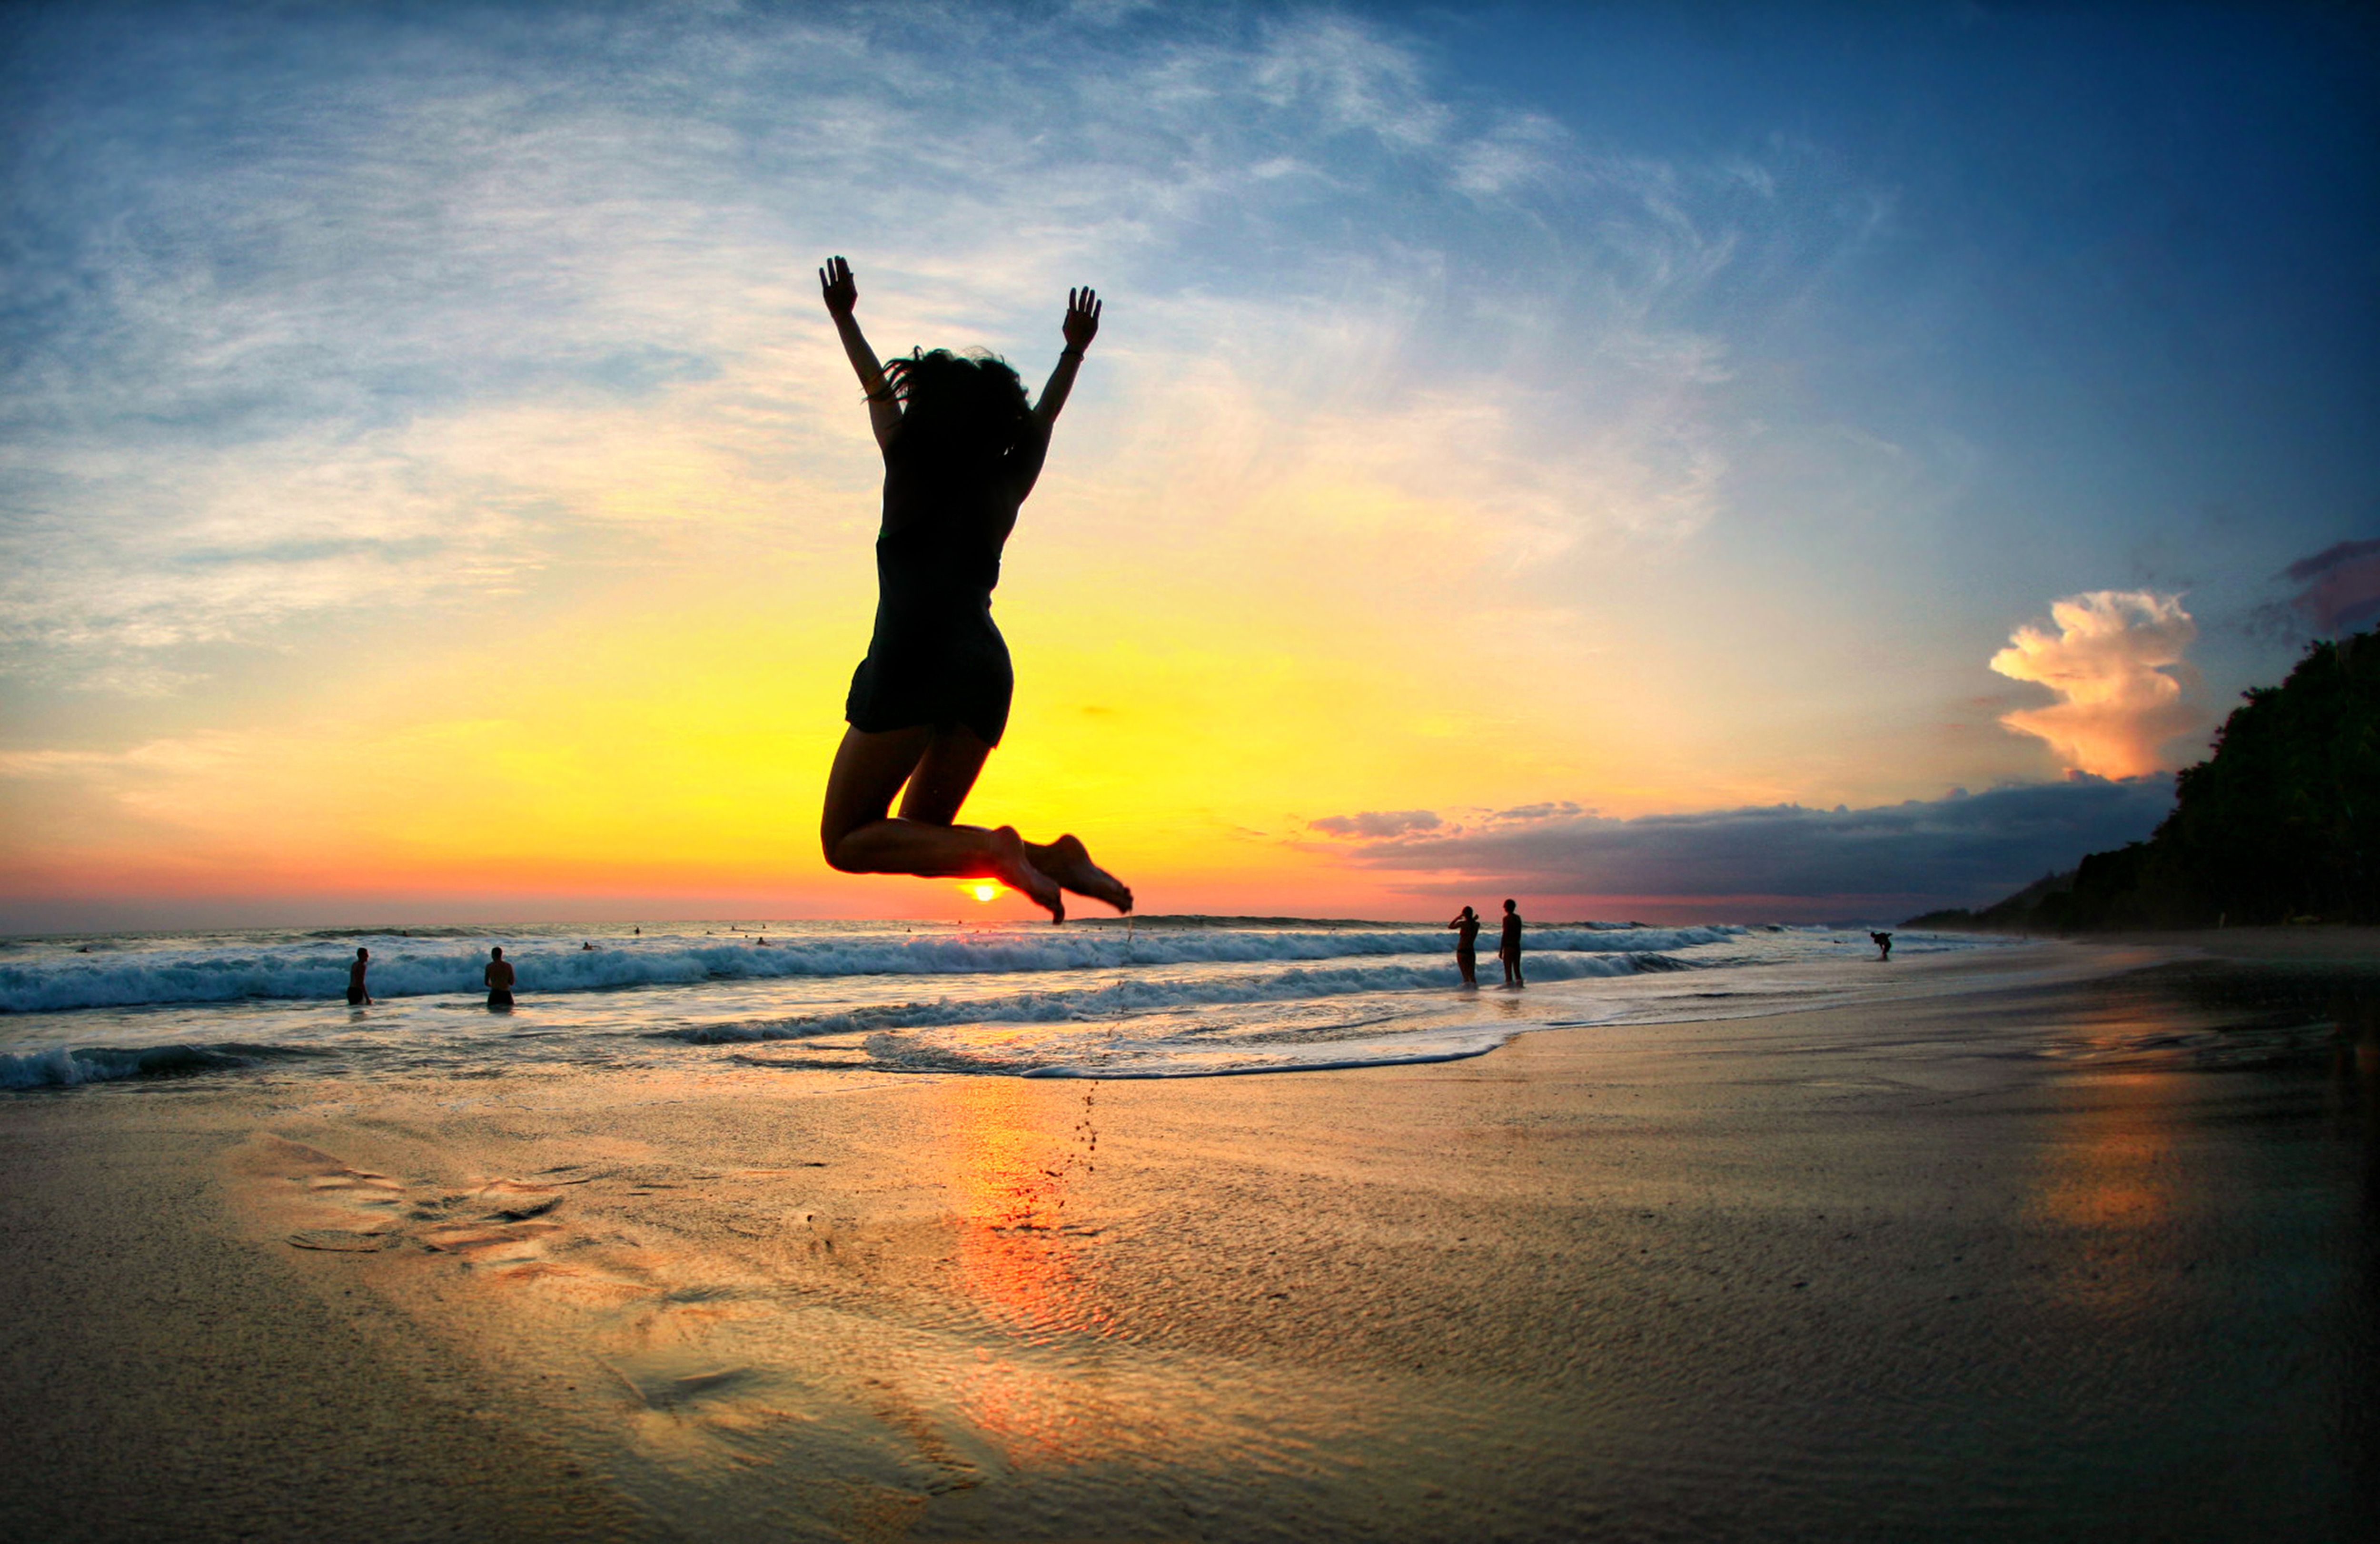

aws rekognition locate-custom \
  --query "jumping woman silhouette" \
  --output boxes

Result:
[815,255,1131,923]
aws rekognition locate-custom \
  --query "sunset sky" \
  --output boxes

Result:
[3,0,2375,930]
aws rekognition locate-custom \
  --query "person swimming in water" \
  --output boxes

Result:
[485,945,516,1009]
[814,255,1131,924]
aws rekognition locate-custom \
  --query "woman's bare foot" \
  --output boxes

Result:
[1028,833,1133,914]
[989,827,1065,922]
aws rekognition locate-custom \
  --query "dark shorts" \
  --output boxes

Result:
[346,988,365,1005]
[487,990,514,1008]
[844,621,1013,748]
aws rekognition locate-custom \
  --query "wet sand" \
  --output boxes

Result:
[2096,923,2380,966]
[2,942,2373,1541]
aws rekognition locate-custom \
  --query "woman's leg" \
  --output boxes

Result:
[894,727,1134,915]
[820,725,1064,918]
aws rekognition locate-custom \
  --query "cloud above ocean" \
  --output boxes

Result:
[0,2,1851,692]
[1309,809,1442,839]
[2283,538,2380,636]
[1306,777,2175,920]
[1989,592,2208,778]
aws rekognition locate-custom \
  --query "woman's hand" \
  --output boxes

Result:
[818,254,895,447]
[1061,286,1101,352]
[820,255,858,318]
[1030,287,1101,440]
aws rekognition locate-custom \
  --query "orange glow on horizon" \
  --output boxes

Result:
[0,451,2021,928]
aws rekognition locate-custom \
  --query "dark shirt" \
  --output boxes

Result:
[1501,914,1523,952]
[872,419,1051,645]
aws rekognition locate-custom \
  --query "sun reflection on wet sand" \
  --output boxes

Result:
[936,1078,1130,1468]
[2029,1070,2178,1227]
[2020,988,2202,1317]
[2018,974,2348,1321]
[2024,1068,2183,1315]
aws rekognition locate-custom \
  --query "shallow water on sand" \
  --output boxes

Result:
[167,954,2379,1542]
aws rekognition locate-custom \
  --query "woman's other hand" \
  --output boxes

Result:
[1062,286,1101,351]
[820,255,858,318]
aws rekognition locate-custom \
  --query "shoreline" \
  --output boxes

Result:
[3,944,2372,1539]
[2,924,2066,1087]
[2079,923,2380,964]
[1913,922,2380,968]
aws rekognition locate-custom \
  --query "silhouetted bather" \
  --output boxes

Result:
[1448,906,1481,987]
[815,254,1131,924]
[1499,900,1525,987]
[347,947,371,1006]
[485,945,516,1008]
[1870,931,1893,960]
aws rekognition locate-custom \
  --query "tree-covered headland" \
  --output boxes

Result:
[1908,629,2377,931]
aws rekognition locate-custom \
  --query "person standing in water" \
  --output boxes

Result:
[1498,899,1525,988]
[346,947,372,1006]
[1448,906,1482,987]
[1869,930,1893,960]
[485,945,516,1010]
[814,255,1131,925]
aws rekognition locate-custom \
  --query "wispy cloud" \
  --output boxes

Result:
[1989,591,2207,777]
[2283,537,2380,636]
[2,1,1877,689]
[1309,809,1441,839]
[1304,777,2174,919]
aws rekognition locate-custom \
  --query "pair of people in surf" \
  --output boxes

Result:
[814,255,1130,924]
[1448,901,1525,988]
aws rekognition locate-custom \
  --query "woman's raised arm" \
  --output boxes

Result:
[1031,287,1101,435]
[819,255,902,450]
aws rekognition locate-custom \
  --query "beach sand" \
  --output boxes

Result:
[3,939,2373,1541]
[2097,923,2380,966]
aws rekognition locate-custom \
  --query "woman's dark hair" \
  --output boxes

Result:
[878,348,1032,461]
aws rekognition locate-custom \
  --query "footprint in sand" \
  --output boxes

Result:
[287,1227,400,1251]
[604,1353,763,1412]
[250,1137,584,1270]
[238,1135,996,1510]
[474,1179,565,1221]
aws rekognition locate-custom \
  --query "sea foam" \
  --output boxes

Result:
[0,925,1740,1014]
[654,948,1666,1043]
[0,1041,312,1089]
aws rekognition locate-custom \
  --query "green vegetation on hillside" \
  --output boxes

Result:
[1908,630,2377,931]
[1903,868,2075,932]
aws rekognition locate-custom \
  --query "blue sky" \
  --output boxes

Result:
[1,1,2373,926]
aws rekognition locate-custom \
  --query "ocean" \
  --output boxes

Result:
[0,918,2041,1089]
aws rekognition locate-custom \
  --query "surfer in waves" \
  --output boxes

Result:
[814,255,1132,924]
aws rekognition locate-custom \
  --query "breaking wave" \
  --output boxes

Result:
[0,1041,326,1090]
[652,949,1674,1043]
[0,925,1740,1014]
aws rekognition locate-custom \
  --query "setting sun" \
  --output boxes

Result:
[969,882,1002,903]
